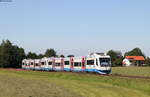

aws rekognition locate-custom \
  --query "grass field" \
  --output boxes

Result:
[112,67,150,77]
[0,68,150,97]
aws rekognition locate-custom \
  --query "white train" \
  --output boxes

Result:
[22,53,111,74]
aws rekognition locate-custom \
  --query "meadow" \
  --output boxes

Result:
[0,68,150,97]
[112,67,150,77]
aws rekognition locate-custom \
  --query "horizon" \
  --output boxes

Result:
[0,0,150,57]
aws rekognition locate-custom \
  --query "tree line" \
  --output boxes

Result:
[107,48,150,66]
[0,40,64,68]
[0,39,150,68]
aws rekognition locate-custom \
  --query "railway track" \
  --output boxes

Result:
[2,68,150,80]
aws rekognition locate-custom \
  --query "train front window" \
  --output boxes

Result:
[100,58,110,66]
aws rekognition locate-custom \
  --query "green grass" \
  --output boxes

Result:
[112,67,150,77]
[0,69,150,97]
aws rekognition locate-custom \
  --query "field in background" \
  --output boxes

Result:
[0,69,150,97]
[112,67,150,77]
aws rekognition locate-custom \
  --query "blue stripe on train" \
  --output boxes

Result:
[34,68,41,71]
[40,67,53,71]
[73,68,111,74]
[23,67,111,74]
[29,67,34,70]
[64,68,70,71]
[53,68,64,71]
[85,69,95,72]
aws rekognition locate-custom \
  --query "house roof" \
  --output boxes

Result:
[125,56,145,61]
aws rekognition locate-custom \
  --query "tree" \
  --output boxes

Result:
[107,50,123,66]
[145,57,150,66]
[0,40,26,68]
[67,55,75,57]
[44,49,56,57]
[60,54,65,58]
[38,54,44,59]
[124,48,145,57]
[26,52,38,59]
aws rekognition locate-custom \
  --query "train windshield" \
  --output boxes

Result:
[99,58,110,66]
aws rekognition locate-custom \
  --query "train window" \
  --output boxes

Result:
[31,62,34,65]
[87,60,94,65]
[48,62,52,65]
[74,62,78,67]
[65,61,69,65]
[55,63,61,66]
[74,62,81,67]
[79,62,82,66]
[35,63,39,66]
[41,62,45,65]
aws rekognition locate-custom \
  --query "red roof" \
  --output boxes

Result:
[125,56,145,61]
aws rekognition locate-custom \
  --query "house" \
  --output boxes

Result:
[122,56,145,66]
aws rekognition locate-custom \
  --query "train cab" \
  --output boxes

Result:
[22,59,26,69]
[89,53,111,74]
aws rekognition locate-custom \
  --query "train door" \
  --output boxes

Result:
[73,57,82,72]
[64,58,71,71]
[47,58,53,71]
[85,58,95,72]
[41,57,48,71]
[52,57,55,71]
[70,57,74,71]
[26,60,30,70]
[44,59,49,71]
[61,58,64,71]
[30,60,35,70]
[82,56,85,71]
[41,60,45,71]
[34,59,41,70]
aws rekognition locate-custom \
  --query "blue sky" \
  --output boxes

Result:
[0,0,150,56]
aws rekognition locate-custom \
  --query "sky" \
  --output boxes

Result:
[0,0,150,57]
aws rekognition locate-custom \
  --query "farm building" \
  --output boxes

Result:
[122,56,145,66]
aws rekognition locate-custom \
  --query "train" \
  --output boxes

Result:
[22,53,111,74]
